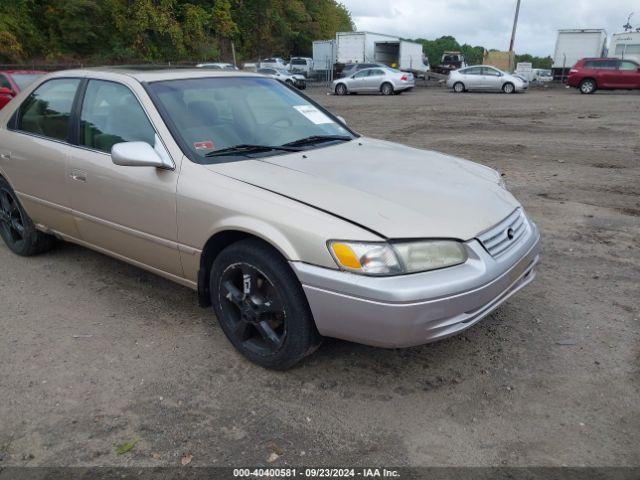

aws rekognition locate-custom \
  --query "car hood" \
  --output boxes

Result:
[205,137,520,240]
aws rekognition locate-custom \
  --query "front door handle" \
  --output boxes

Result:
[70,170,87,182]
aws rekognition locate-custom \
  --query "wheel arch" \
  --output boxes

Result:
[380,81,394,92]
[196,224,298,308]
[580,77,597,87]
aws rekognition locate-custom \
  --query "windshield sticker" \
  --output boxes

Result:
[194,141,214,150]
[293,105,334,125]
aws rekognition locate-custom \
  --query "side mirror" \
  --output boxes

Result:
[0,87,14,97]
[111,141,173,169]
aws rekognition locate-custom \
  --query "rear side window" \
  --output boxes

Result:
[17,78,80,141]
[80,80,155,153]
[584,60,618,70]
[461,67,482,75]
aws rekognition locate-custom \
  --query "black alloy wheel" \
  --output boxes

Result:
[219,262,287,356]
[0,187,26,249]
[0,176,54,256]
[210,238,321,369]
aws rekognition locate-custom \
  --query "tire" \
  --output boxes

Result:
[381,82,394,96]
[579,79,597,94]
[335,83,348,96]
[0,176,55,256]
[453,82,465,93]
[285,79,294,86]
[502,82,515,94]
[210,238,322,370]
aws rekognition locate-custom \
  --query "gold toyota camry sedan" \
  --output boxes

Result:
[0,68,540,369]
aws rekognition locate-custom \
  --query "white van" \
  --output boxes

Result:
[289,57,314,77]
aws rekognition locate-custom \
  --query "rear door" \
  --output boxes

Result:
[595,60,620,88]
[1,78,81,236]
[461,67,483,90]
[67,78,183,277]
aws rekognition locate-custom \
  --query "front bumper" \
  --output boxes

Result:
[292,218,540,348]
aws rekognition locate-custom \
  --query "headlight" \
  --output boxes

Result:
[328,240,467,276]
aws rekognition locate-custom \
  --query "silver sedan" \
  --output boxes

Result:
[447,66,526,93]
[333,67,415,96]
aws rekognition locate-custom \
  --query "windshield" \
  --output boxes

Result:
[11,73,43,90]
[148,76,355,163]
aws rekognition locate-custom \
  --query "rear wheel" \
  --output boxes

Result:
[335,83,348,96]
[0,176,55,256]
[210,238,321,370]
[502,82,515,94]
[381,82,394,96]
[453,82,465,93]
[579,79,597,94]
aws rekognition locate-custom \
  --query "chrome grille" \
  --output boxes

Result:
[477,209,530,257]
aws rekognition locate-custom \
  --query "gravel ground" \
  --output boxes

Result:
[0,85,638,468]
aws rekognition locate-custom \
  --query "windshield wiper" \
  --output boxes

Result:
[282,135,353,148]
[205,144,302,158]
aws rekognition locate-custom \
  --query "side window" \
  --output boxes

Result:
[17,78,80,141]
[463,67,482,75]
[370,69,385,76]
[353,70,370,78]
[483,67,501,76]
[619,61,638,71]
[80,80,155,153]
[0,75,11,89]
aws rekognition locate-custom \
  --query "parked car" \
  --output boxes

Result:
[196,62,238,70]
[532,69,553,84]
[0,70,45,109]
[333,67,415,95]
[259,57,288,70]
[257,68,306,89]
[0,68,540,369]
[567,58,640,94]
[339,63,385,78]
[289,57,313,77]
[447,66,526,93]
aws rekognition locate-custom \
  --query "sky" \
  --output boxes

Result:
[340,0,636,57]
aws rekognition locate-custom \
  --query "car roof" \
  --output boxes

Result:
[39,67,263,83]
[0,70,47,75]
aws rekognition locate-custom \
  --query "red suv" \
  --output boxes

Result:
[0,70,45,109]
[567,58,640,94]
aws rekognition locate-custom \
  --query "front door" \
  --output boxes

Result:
[616,60,640,88]
[482,67,503,90]
[67,79,182,277]
[350,69,371,91]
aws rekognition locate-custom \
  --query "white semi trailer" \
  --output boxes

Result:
[552,29,607,79]
[335,31,428,75]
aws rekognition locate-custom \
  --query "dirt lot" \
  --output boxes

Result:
[0,86,638,468]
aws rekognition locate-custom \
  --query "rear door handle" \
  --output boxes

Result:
[70,170,87,182]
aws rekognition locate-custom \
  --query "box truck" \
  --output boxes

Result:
[610,31,640,64]
[312,40,337,72]
[552,29,607,80]
[335,31,428,75]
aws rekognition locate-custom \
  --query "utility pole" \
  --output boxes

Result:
[508,0,522,71]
